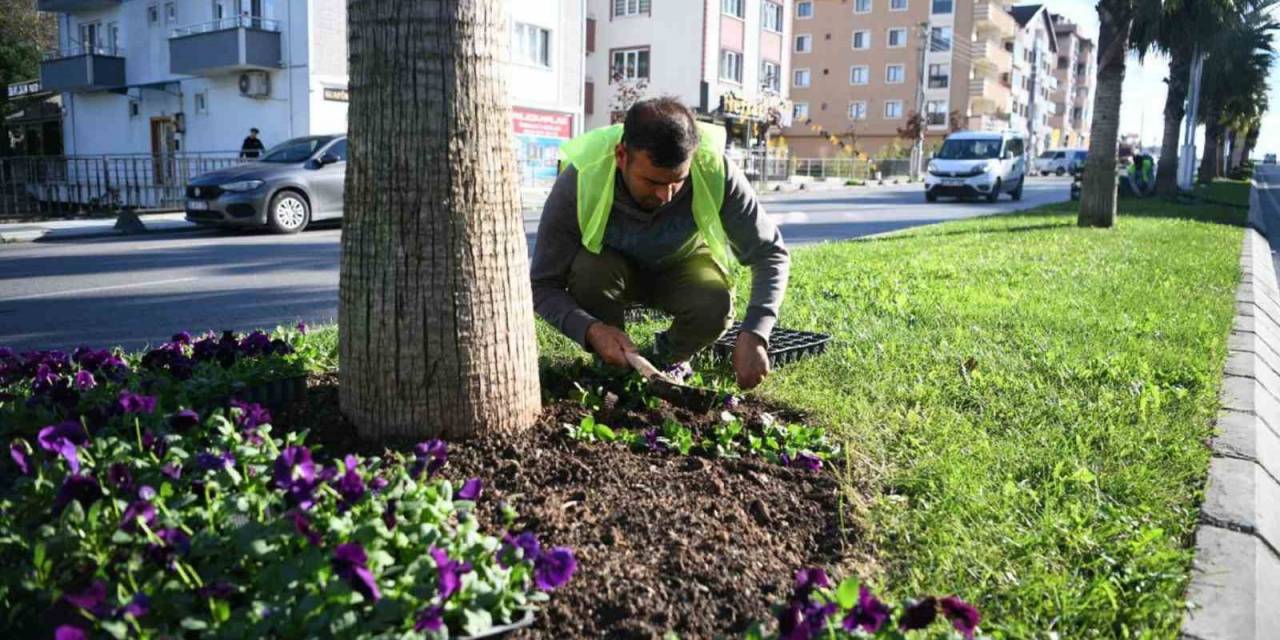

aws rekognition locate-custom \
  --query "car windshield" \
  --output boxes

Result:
[260,136,335,163]
[1038,151,1056,159]
[937,139,1002,160]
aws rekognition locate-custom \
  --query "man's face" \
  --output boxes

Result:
[615,144,690,211]
[250,131,258,139]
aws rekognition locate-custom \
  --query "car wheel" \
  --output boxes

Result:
[1055,167,1066,176]
[986,180,1001,203]
[268,191,310,234]
[1011,178,1024,201]
[926,191,938,203]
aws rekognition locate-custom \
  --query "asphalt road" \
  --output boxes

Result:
[0,177,1072,352]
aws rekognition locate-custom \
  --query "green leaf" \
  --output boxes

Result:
[180,618,209,631]
[835,577,861,610]
[463,609,494,635]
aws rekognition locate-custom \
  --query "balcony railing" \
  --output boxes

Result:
[169,16,283,76]
[39,42,125,92]
[973,0,1017,38]
[971,39,1011,78]
[170,16,282,38]
[43,43,121,60]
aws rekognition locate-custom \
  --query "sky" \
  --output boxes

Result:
[1041,0,1280,156]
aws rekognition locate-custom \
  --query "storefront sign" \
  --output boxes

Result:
[718,91,793,127]
[511,107,573,184]
[7,80,42,100]
[322,87,349,102]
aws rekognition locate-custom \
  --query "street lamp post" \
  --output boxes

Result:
[912,22,932,180]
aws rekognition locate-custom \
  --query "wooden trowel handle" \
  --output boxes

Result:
[624,351,663,380]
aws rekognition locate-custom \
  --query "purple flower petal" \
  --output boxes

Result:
[288,510,323,547]
[430,546,472,601]
[501,531,541,566]
[296,321,308,335]
[120,499,156,533]
[195,581,236,600]
[54,474,102,514]
[382,500,397,531]
[118,390,157,414]
[843,585,891,633]
[9,440,32,475]
[414,605,444,632]
[161,463,182,481]
[167,409,201,432]
[119,592,150,619]
[534,547,576,591]
[107,462,135,493]
[411,440,448,479]
[73,370,96,391]
[62,580,108,614]
[456,477,483,501]
[899,596,938,631]
[940,596,981,639]
[332,542,381,602]
[54,626,87,640]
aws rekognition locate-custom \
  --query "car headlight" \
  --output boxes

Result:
[927,161,937,173]
[981,162,996,174]
[220,180,264,192]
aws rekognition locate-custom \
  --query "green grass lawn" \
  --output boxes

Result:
[534,182,1251,638]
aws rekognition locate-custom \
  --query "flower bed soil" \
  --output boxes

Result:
[278,373,862,639]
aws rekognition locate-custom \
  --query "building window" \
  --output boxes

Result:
[848,101,868,120]
[796,0,814,18]
[931,0,952,14]
[795,33,813,53]
[884,100,903,119]
[928,63,949,88]
[78,22,100,52]
[762,1,783,31]
[762,60,781,91]
[611,47,649,80]
[128,100,140,118]
[147,4,158,25]
[612,0,650,18]
[854,0,872,14]
[194,91,209,115]
[793,68,811,87]
[887,28,907,47]
[164,2,176,23]
[929,26,952,52]
[850,65,868,85]
[513,23,552,67]
[852,31,870,49]
[926,100,947,126]
[722,0,745,19]
[720,49,743,83]
[885,64,905,83]
[890,0,908,10]
[794,102,810,120]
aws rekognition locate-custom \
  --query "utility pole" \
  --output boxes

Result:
[1178,46,1205,190]
[911,21,930,180]
[1027,40,1039,155]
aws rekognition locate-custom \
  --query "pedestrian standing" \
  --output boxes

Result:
[240,128,265,160]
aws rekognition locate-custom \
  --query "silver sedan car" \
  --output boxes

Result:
[185,135,346,233]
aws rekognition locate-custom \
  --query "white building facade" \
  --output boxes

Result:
[1007,4,1057,155]
[584,0,792,148]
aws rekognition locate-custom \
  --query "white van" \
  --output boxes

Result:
[925,131,1027,203]
[1034,148,1086,176]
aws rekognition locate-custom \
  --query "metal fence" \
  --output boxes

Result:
[789,156,913,181]
[0,153,247,218]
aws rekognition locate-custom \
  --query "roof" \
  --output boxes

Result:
[1009,4,1043,27]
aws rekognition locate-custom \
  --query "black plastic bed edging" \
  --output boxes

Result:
[712,323,832,366]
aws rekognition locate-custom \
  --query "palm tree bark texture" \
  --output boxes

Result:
[1078,0,1133,228]
[1155,53,1188,196]
[339,0,542,440]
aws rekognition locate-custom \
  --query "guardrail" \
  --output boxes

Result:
[0,153,248,218]
[171,16,282,38]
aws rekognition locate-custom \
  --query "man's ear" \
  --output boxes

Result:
[614,143,627,169]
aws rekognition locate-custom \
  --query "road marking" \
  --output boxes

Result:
[0,277,198,303]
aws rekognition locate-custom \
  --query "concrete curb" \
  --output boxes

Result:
[0,216,207,243]
[1181,228,1280,639]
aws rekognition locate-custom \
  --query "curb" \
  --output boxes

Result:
[1181,228,1280,639]
[0,219,207,244]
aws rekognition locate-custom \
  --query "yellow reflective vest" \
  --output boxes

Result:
[557,122,736,273]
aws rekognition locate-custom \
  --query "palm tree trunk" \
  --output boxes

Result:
[1229,127,1247,171]
[340,0,542,440]
[1078,1,1132,228]
[1198,112,1222,184]
[1154,53,1189,196]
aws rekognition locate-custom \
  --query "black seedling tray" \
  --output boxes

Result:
[712,323,832,366]
[623,302,670,324]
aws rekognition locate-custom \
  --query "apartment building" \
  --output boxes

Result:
[37,0,583,185]
[1049,13,1094,149]
[781,0,1019,158]
[1007,4,1057,155]
[584,0,793,148]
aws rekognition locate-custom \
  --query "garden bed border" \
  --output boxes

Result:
[1181,228,1280,639]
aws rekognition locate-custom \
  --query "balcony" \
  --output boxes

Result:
[969,77,1010,114]
[974,0,1017,39]
[39,45,125,92]
[36,0,119,11]
[971,39,1011,79]
[169,17,282,76]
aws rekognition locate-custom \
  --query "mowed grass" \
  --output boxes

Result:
[536,181,1250,638]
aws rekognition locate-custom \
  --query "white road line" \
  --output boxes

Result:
[0,277,199,303]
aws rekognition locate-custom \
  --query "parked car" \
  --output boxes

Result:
[1034,148,1086,176]
[924,130,1026,203]
[185,135,347,233]
[1265,153,1276,165]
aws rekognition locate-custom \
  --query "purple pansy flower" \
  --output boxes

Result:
[643,428,667,452]
[118,390,157,414]
[899,596,939,631]
[196,450,235,472]
[196,582,236,600]
[940,596,981,640]
[382,500,397,531]
[62,580,108,615]
[534,547,576,591]
[231,400,272,430]
[118,593,150,619]
[296,321,308,335]
[793,567,831,596]
[724,395,741,410]
[120,499,156,533]
[38,421,88,473]
[138,485,156,500]
[171,331,193,345]
[411,440,448,479]
[9,440,32,475]
[274,446,318,509]
[429,546,473,601]
[146,527,191,566]
[456,477,482,501]
[54,474,102,514]
[414,605,444,632]
[141,431,168,458]
[167,409,200,432]
[501,531,541,566]
[54,626,87,640]
[335,455,366,507]
[73,370,96,391]
[288,510,322,547]
[370,476,389,493]
[161,463,182,481]
[332,543,381,602]
[843,585,891,633]
[107,462,135,493]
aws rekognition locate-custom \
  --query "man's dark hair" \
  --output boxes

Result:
[250,128,259,134]
[621,98,699,168]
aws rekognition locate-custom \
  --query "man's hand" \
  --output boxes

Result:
[732,331,770,389]
[585,322,638,367]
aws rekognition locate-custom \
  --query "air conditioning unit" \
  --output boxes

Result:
[239,71,271,98]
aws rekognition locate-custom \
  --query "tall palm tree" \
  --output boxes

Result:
[1196,16,1276,182]
[340,0,542,440]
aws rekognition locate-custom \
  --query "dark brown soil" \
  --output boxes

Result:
[277,372,862,639]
